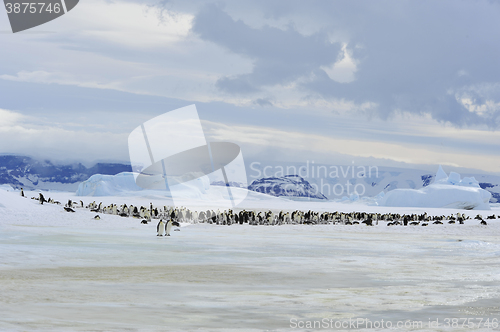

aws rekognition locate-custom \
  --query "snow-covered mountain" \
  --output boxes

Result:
[247,175,327,200]
[0,155,131,191]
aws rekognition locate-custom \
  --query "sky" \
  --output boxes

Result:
[0,0,499,174]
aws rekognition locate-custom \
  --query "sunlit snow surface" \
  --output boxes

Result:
[1,188,500,331]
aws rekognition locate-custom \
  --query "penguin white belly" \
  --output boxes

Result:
[166,222,172,236]
[157,221,165,236]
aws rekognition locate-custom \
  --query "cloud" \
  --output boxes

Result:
[54,0,194,49]
[190,1,500,126]
[1,0,499,173]
[202,119,500,173]
[192,3,342,95]
[0,0,249,107]
[0,108,27,126]
[0,108,129,163]
[253,98,274,107]
[451,83,500,126]
[321,44,358,83]
[0,71,107,89]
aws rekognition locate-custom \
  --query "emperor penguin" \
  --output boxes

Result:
[157,219,165,236]
[39,192,46,205]
[165,219,173,236]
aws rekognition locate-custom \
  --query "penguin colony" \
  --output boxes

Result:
[50,196,494,227]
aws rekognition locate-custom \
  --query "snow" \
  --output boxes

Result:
[378,166,492,210]
[0,184,13,191]
[1,185,500,330]
[1,186,500,331]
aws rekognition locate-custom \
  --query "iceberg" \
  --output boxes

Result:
[76,172,144,196]
[378,166,491,210]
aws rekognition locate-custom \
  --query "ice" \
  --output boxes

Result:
[2,186,500,330]
[379,166,492,210]
[76,167,493,212]
[434,164,448,182]
[461,176,480,187]
[379,184,491,210]
[447,171,461,185]
[76,172,143,196]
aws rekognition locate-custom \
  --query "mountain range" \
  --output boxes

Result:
[0,155,131,191]
[0,155,499,203]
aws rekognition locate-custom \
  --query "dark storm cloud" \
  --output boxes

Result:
[192,1,500,127]
[192,3,341,94]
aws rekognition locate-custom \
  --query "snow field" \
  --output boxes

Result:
[1,188,500,331]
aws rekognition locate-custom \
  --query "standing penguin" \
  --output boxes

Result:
[39,192,46,205]
[165,219,173,236]
[20,188,24,197]
[157,219,165,236]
